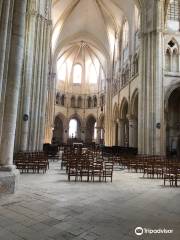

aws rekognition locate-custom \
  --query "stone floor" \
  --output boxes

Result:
[0,162,179,240]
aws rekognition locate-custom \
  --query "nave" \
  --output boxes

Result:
[0,159,179,240]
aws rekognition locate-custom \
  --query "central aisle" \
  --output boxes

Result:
[0,162,179,240]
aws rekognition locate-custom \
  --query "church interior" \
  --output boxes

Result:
[0,0,180,239]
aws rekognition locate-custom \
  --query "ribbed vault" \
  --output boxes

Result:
[51,0,139,59]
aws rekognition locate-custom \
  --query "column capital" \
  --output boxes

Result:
[127,114,137,121]
[117,118,126,123]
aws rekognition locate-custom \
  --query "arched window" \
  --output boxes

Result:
[71,96,76,108]
[61,95,65,106]
[122,21,129,61]
[57,61,66,81]
[165,49,171,71]
[87,97,92,108]
[93,96,97,107]
[172,49,179,72]
[135,5,140,49]
[89,64,98,84]
[94,122,97,140]
[165,39,179,72]
[167,0,180,31]
[77,96,82,108]
[69,119,78,138]
[123,21,129,49]
[73,64,82,84]
[135,5,140,32]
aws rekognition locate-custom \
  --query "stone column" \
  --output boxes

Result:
[20,10,37,151]
[45,73,56,144]
[38,19,52,150]
[138,0,165,155]
[96,127,101,144]
[80,127,85,143]
[0,0,27,192]
[0,0,11,98]
[35,16,45,150]
[64,129,69,144]
[128,116,138,148]
[31,15,44,151]
[0,0,14,145]
[118,119,125,146]
[170,53,172,72]
[28,14,41,151]
[105,78,113,146]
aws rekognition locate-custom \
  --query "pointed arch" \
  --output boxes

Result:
[119,98,129,119]
[113,103,119,121]
[130,89,138,117]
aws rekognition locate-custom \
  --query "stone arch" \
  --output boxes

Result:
[54,112,67,127]
[130,89,138,148]
[68,113,83,126]
[86,114,96,122]
[85,114,97,143]
[52,113,67,144]
[68,113,83,140]
[119,98,129,147]
[165,82,180,111]
[165,85,180,157]
[130,89,138,117]
[119,97,129,119]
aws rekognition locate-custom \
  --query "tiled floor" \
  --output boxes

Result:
[0,162,179,240]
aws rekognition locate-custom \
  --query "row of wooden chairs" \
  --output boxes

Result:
[113,154,180,187]
[61,149,103,170]
[14,152,49,174]
[62,147,180,186]
[61,148,113,182]
[67,159,113,182]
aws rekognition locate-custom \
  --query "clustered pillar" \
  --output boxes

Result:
[128,116,138,148]
[118,119,125,146]
[0,0,27,193]
[15,7,52,152]
[0,0,27,169]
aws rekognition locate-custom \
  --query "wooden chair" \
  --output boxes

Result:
[68,160,77,181]
[92,162,103,182]
[164,166,176,187]
[80,160,90,182]
[103,162,113,182]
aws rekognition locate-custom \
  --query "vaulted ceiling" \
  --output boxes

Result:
[52,0,139,63]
